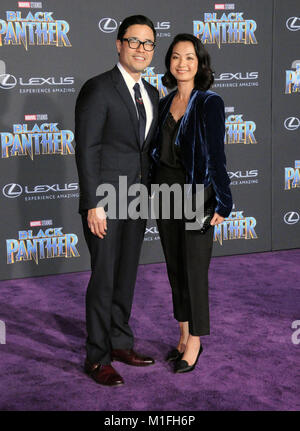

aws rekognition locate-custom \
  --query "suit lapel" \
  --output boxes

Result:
[111,66,140,146]
[142,79,158,151]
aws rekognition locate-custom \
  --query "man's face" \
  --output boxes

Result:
[116,24,155,78]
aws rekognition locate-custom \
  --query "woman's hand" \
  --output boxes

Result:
[210,212,224,226]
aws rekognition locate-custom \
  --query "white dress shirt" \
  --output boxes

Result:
[117,62,153,139]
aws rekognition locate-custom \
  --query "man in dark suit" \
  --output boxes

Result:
[75,15,159,387]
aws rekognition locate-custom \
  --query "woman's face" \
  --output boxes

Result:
[170,41,198,85]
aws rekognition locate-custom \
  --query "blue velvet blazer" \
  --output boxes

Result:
[150,89,233,218]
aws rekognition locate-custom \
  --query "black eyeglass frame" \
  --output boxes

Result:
[121,37,156,51]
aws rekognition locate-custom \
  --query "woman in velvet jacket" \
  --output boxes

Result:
[150,34,232,373]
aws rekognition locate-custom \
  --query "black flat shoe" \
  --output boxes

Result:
[174,344,203,373]
[166,348,184,362]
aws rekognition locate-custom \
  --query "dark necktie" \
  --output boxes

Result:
[133,83,146,148]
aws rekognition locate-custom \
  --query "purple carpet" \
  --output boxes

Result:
[0,249,299,411]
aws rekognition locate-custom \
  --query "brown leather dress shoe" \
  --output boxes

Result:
[84,359,124,386]
[111,349,155,366]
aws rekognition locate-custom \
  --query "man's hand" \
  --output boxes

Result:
[87,207,107,239]
[210,212,224,226]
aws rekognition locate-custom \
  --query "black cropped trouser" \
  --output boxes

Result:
[155,164,214,336]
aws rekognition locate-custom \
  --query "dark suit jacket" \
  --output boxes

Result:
[75,66,159,213]
[150,89,232,218]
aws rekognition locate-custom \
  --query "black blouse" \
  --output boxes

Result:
[159,112,183,168]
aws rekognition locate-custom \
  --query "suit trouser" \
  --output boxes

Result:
[81,214,146,365]
[155,165,214,336]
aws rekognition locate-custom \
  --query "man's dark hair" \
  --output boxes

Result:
[117,15,156,41]
[162,33,214,90]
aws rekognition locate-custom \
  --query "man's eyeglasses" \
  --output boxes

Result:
[122,37,156,52]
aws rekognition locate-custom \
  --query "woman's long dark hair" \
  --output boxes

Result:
[162,33,214,90]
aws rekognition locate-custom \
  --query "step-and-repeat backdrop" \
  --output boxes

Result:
[0,0,299,280]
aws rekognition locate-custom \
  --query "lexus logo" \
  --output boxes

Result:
[99,18,118,33]
[286,17,300,31]
[0,74,17,89]
[145,227,159,235]
[284,212,300,225]
[214,72,258,81]
[2,183,23,198]
[228,170,258,179]
[284,117,300,131]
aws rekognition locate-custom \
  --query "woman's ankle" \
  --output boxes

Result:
[176,340,187,353]
[178,322,189,350]
[185,335,201,350]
